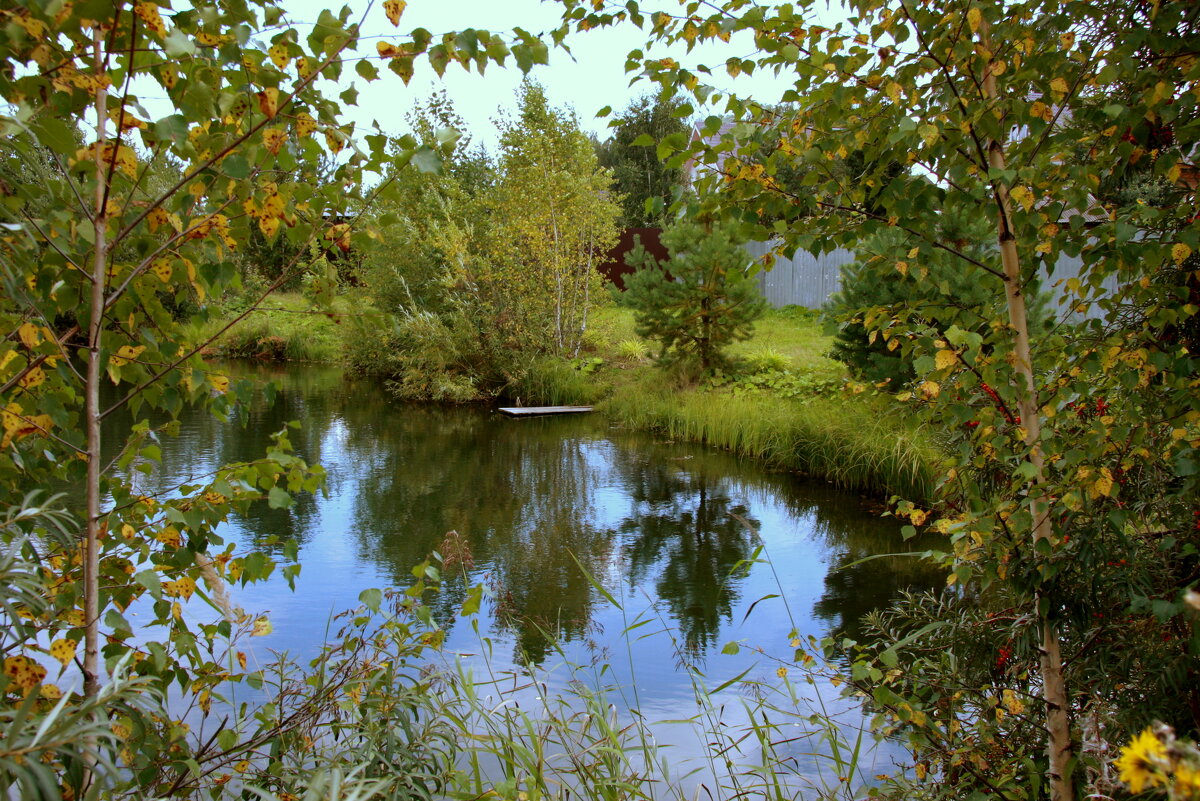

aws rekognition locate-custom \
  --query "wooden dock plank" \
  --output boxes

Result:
[497,406,594,417]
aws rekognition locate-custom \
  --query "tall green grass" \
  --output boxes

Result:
[601,378,942,502]
[190,291,348,363]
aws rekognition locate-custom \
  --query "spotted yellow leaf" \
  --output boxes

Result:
[49,638,77,668]
[269,43,291,71]
[17,322,40,349]
[935,349,957,371]
[967,7,981,33]
[263,127,286,155]
[383,0,407,26]
[135,1,167,37]
[1049,77,1069,97]
[174,576,195,600]
[258,88,279,119]
[4,655,46,691]
[109,344,145,367]
[324,129,344,154]
[1173,242,1192,265]
[151,258,172,283]
[251,617,273,637]
[18,367,45,389]
[296,112,317,138]
[156,526,181,547]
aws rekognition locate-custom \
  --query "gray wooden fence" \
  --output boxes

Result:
[744,239,1116,321]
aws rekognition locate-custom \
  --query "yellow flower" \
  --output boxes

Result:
[1174,763,1200,800]
[1115,728,1168,794]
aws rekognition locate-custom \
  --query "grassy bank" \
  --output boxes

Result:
[543,305,943,502]
[191,291,354,362]
[600,375,941,502]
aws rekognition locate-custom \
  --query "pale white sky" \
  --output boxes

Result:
[280,0,823,152]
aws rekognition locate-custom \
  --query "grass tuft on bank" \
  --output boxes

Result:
[601,374,941,501]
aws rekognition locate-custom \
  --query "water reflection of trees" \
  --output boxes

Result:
[612,454,759,657]
[331,392,614,665]
[120,363,945,662]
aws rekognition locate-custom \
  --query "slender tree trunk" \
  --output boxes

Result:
[979,21,1074,801]
[85,27,108,704]
[81,28,109,793]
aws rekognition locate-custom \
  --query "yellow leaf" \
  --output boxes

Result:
[967,7,982,33]
[1049,77,1069,97]
[296,57,312,80]
[49,638,77,668]
[259,215,281,237]
[935,349,958,371]
[4,655,46,691]
[18,367,45,389]
[175,576,195,600]
[268,43,291,71]
[920,380,940,399]
[1009,185,1034,212]
[263,127,286,155]
[990,60,1006,76]
[151,258,172,283]
[324,129,344,154]
[895,260,909,276]
[251,617,273,637]
[258,88,279,119]
[1089,467,1114,499]
[41,684,62,700]
[210,374,230,394]
[296,112,317,138]
[1173,242,1192,265]
[383,0,407,26]
[121,524,136,539]
[109,344,145,367]
[156,526,181,547]
[134,1,167,37]
[17,322,40,349]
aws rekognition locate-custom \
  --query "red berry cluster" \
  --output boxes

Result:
[1064,397,1109,419]
[995,644,1013,670]
[979,382,1020,424]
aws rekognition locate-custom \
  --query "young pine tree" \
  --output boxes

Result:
[625,220,766,375]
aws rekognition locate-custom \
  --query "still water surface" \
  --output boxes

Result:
[115,363,943,784]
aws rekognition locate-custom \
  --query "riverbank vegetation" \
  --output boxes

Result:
[2,0,1198,798]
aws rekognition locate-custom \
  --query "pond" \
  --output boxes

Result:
[110,362,944,789]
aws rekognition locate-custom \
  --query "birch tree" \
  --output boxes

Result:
[0,0,548,795]
[484,82,621,357]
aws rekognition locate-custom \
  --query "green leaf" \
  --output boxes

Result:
[267,487,292,509]
[355,60,379,81]
[359,587,382,612]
